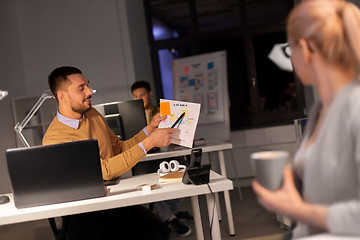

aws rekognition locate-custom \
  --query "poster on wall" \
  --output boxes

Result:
[172,51,227,125]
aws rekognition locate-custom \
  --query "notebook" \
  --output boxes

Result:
[159,171,185,184]
[5,139,106,209]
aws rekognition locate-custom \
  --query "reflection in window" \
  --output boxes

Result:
[152,18,179,41]
[150,0,191,40]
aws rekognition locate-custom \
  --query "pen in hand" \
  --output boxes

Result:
[171,112,185,128]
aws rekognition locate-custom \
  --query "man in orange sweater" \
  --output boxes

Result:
[43,66,174,240]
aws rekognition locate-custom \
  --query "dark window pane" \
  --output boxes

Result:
[246,0,290,25]
[157,46,193,99]
[150,0,192,40]
[253,31,297,113]
[145,0,304,130]
[195,0,242,33]
[158,49,176,99]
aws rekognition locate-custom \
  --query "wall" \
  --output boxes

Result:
[0,0,26,195]
[15,0,134,104]
[124,1,155,88]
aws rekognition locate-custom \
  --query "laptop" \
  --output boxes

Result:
[6,139,106,209]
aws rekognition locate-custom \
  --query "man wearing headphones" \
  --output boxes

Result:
[131,80,192,237]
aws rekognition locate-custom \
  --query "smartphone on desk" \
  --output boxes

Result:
[189,149,202,167]
[183,149,203,184]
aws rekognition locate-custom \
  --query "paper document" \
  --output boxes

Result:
[159,99,201,148]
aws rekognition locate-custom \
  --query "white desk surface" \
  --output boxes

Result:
[0,171,232,226]
[143,140,233,161]
[298,234,360,239]
[143,140,236,236]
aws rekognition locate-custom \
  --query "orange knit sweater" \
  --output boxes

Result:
[42,108,146,180]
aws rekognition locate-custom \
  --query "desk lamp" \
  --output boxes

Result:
[14,88,96,147]
[14,90,55,147]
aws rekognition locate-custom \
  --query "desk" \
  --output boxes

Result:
[144,140,236,236]
[298,233,360,239]
[0,171,232,240]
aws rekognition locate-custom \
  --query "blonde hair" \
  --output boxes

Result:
[287,0,360,73]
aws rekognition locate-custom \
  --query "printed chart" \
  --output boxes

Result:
[158,99,200,148]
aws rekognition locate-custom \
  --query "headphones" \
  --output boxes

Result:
[157,160,186,176]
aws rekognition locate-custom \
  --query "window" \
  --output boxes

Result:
[195,0,242,32]
[144,0,306,130]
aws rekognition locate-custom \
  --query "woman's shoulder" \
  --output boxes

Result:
[345,80,360,104]
[342,80,360,125]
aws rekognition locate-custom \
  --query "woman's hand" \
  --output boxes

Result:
[253,165,328,229]
[252,165,304,218]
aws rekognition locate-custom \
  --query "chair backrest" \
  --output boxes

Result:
[294,118,308,142]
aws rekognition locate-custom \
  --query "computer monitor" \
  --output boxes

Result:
[94,100,147,140]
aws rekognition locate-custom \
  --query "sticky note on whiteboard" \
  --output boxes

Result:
[160,102,171,116]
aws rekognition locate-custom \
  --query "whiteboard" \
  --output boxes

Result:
[172,51,230,141]
[172,51,227,125]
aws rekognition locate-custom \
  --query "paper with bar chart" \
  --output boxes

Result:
[158,99,201,148]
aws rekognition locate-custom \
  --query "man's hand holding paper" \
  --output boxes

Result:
[158,99,201,148]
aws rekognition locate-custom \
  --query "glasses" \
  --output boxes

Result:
[281,44,292,58]
[282,40,314,58]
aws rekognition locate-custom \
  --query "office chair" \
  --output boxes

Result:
[48,217,68,240]
[93,99,147,141]
[294,118,308,143]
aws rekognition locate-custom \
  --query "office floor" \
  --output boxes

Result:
[0,187,288,240]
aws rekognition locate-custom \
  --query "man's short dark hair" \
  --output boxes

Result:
[131,80,151,93]
[48,66,82,101]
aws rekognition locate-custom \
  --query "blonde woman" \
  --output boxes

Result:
[253,0,360,238]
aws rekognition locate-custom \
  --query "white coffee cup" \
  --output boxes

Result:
[250,151,289,191]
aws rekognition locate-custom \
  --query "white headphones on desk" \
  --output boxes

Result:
[157,160,186,176]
